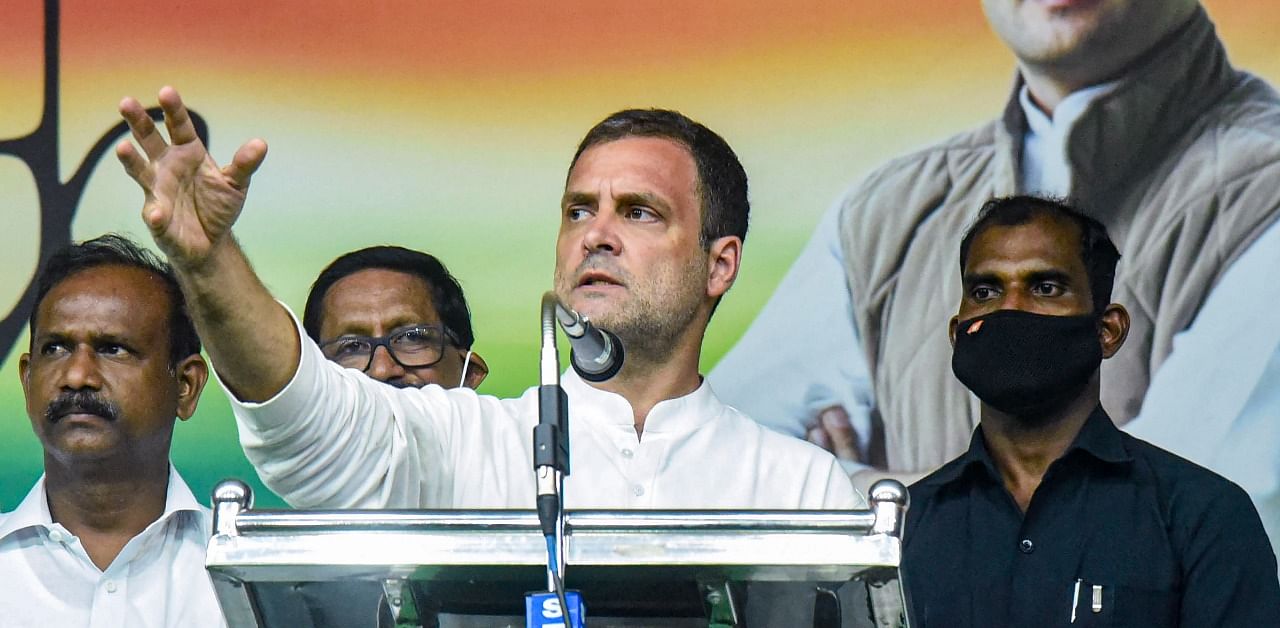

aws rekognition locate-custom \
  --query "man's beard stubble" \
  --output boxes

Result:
[556,254,707,369]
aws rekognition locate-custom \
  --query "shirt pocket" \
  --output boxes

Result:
[1069,581,1178,628]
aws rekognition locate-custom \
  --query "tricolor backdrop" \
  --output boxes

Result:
[2,0,1278,508]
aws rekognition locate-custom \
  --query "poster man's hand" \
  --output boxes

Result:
[805,405,861,463]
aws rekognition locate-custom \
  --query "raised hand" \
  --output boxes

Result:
[116,86,267,269]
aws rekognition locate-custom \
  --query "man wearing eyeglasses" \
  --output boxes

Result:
[114,90,860,512]
[302,246,488,390]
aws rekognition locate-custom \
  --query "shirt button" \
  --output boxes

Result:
[631,485,645,497]
[104,580,118,593]
[621,448,634,459]
[1019,539,1034,554]
[48,530,66,543]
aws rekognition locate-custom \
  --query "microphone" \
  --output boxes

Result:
[554,304,625,382]
[532,293,583,626]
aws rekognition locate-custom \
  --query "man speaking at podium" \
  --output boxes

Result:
[115,87,862,511]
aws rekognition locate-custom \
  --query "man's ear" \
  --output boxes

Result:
[948,316,959,348]
[174,353,209,421]
[463,351,489,389]
[705,235,742,299]
[18,352,31,394]
[1098,303,1130,359]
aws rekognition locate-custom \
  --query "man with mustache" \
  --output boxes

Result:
[304,245,488,390]
[0,234,222,627]
[114,90,861,512]
[903,196,1280,627]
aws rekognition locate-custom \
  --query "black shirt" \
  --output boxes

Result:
[902,406,1280,627]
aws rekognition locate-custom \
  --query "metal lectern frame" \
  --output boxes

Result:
[205,480,911,628]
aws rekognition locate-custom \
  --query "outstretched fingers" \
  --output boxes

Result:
[115,140,154,189]
[224,139,268,189]
[119,96,169,159]
[158,86,201,146]
[117,141,170,233]
[116,85,268,268]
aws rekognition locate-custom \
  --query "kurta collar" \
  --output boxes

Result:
[559,368,723,436]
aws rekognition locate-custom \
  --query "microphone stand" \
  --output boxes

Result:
[534,292,570,598]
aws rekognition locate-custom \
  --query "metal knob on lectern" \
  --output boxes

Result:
[212,479,253,538]
[869,480,909,538]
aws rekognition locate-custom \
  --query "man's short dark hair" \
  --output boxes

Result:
[302,246,475,349]
[959,195,1122,313]
[30,233,201,366]
[570,109,750,248]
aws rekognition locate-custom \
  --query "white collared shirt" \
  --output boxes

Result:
[230,307,862,511]
[0,466,225,628]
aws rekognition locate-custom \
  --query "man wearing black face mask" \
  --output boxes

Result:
[901,196,1280,628]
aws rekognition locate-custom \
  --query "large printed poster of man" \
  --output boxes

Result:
[1,0,1278,560]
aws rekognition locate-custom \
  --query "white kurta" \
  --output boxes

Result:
[0,466,225,628]
[230,310,863,511]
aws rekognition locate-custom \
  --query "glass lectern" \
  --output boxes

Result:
[205,479,911,627]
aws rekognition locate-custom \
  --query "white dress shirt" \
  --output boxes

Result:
[0,466,225,628]
[707,85,1280,556]
[229,308,863,511]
